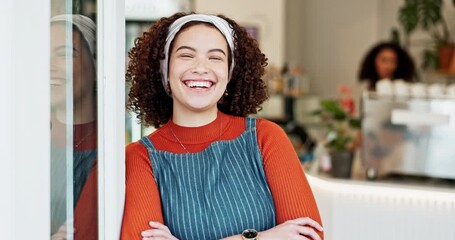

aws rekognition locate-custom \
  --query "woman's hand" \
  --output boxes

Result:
[141,221,178,240]
[259,217,323,240]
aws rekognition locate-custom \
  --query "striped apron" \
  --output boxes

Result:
[140,117,276,240]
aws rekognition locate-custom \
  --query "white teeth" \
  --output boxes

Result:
[185,81,213,88]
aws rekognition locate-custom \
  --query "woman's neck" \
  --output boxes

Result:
[172,107,218,127]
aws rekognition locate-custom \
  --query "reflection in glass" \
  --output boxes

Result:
[50,14,98,240]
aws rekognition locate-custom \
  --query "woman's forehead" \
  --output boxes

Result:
[173,24,228,49]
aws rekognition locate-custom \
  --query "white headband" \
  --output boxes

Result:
[51,14,97,59]
[160,14,235,91]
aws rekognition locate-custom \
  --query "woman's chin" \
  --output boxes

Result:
[185,101,218,112]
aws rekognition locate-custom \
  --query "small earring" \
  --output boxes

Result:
[166,82,172,95]
[218,89,229,104]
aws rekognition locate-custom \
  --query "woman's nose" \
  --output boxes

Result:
[191,58,209,74]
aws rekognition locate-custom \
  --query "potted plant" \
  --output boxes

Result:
[312,86,361,178]
[398,0,455,72]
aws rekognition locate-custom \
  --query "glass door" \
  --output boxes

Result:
[50,1,98,239]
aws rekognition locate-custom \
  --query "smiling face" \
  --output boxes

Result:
[168,23,229,115]
[375,48,397,79]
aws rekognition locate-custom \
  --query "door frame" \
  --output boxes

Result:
[97,0,126,239]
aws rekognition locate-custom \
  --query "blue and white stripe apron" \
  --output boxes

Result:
[140,117,276,240]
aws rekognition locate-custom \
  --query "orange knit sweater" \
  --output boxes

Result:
[121,112,323,239]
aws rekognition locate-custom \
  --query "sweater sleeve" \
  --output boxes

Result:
[257,119,324,238]
[120,141,164,240]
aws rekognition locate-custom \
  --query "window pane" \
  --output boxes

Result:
[50,1,98,239]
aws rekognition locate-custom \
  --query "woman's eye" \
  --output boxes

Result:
[180,54,193,58]
[55,48,79,58]
[209,56,223,61]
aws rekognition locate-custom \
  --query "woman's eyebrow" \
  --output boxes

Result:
[208,49,226,56]
[175,46,195,52]
[176,46,226,56]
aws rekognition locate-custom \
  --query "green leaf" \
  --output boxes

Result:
[318,98,360,151]
[320,100,344,113]
[399,2,419,34]
[419,0,442,30]
[333,112,347,121]
[348,118,361,129]
[421,48,439,69]
[320,99,338,111]
[328,135,352,151]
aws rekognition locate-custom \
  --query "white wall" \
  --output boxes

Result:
[0,1,14,239]
[0,0,51,238]
[194,0,286,67]
[377,0,402,40]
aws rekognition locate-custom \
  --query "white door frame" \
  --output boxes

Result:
[0,0,126,239]
[97,1,126,239]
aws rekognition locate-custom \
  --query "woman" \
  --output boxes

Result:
[358,41,415,91]
[122,12,323,240]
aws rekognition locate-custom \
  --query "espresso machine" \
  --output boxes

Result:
[361,91,455,180]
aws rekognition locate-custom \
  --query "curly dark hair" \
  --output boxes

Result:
[358,42,415,90]
[126,12,269,128]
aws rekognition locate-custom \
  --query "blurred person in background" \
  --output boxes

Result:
[358,41,416,91]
